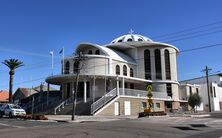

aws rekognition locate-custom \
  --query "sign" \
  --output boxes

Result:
[146,85,152,93]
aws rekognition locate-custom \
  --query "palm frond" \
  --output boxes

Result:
[2,58,24,70]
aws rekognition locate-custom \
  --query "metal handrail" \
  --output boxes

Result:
[54,97,73,115]
[119,88,171,99]
[91,88,117,114]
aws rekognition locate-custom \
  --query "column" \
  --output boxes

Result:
[47,83,50,107]
[122,77,125,95]
[109,58,112,75]
[84,80,87,103]
[61,83,65,99]
[71,82,74,99]
[116,76,119,95]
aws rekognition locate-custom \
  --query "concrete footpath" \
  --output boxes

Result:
[46,113,212,123]
[46,111,222,123]
[46,115,138,123]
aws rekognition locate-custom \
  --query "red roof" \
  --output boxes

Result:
[0,90,9,102]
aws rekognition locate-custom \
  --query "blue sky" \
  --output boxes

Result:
[0,0,222,91]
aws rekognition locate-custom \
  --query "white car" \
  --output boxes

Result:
[0,104,26,118]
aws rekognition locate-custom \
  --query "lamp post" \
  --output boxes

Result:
[49,51,54,76]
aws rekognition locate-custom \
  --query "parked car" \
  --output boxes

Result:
[0,103,26,118]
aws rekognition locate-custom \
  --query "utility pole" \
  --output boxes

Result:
[71,52,85,121]
[202,66,212,112]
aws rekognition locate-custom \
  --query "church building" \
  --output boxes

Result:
[46,32,187,116]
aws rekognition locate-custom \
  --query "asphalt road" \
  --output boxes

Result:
[0,116,222,138]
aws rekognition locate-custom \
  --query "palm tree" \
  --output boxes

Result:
[2,59,24,103]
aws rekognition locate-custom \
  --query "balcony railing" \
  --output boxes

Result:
[119,88,171,99]
[91,88,117,114]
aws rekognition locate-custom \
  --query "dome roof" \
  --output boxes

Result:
[111,34,153,44]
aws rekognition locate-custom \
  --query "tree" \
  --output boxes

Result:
[188,93,202,113]
[2,59,24,103]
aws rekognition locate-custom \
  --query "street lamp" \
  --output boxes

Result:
[49,51,54,76]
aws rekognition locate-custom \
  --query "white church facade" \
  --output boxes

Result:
[46,33,190,116]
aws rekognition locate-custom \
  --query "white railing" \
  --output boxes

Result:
[54,97,74,115]
[91,88,117,114]
[119,88,171,99]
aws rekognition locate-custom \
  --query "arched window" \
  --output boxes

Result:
[73,61,79,74]
[65,61,70,74]
[130,68,134,77]
[123,65,127,76]
[155,49,162,80]
[127,38,133,42]
[95,50,100,55]
[88,50,92,54]
[116,65,120,75]
[164,49,171,80]
[144,50,151,80]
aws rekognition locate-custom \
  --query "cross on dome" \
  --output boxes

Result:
[129,29,134,35]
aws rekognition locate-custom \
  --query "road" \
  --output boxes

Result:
[0,116,222,138]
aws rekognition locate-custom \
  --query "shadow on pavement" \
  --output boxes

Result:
[190,124,208,128]
[172,126,199,131]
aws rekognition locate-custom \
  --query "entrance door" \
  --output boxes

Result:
[114,102,119,116]
[124,101,131,115]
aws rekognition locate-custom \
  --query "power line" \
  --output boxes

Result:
[180,43,222,53]
[0,61,61,74]
[158,25,222,41]
[7,41,221,87]
[1,76,47,88]
[163,29,222,43]
[152,20,222,39]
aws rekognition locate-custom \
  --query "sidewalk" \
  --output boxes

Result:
[46,111,221,123]
[167,112,211,118]
[46,115,138,123]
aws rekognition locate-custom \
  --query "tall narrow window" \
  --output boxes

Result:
[65,61,70,74]
[210,86,213,97]
[130,68,133,77]
[155,49,162,80]
[189,86,192,95]
[144,50,151,80]
[95,50,100,55]
[116,65,120,75]
[196,88,199,95]
[165,49,171,80]
[213,87,216,97]
[123,65,127,76]
[166,83,172,97]
[73,61,79,74]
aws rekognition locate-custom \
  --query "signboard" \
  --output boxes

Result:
[146,85,152,93]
